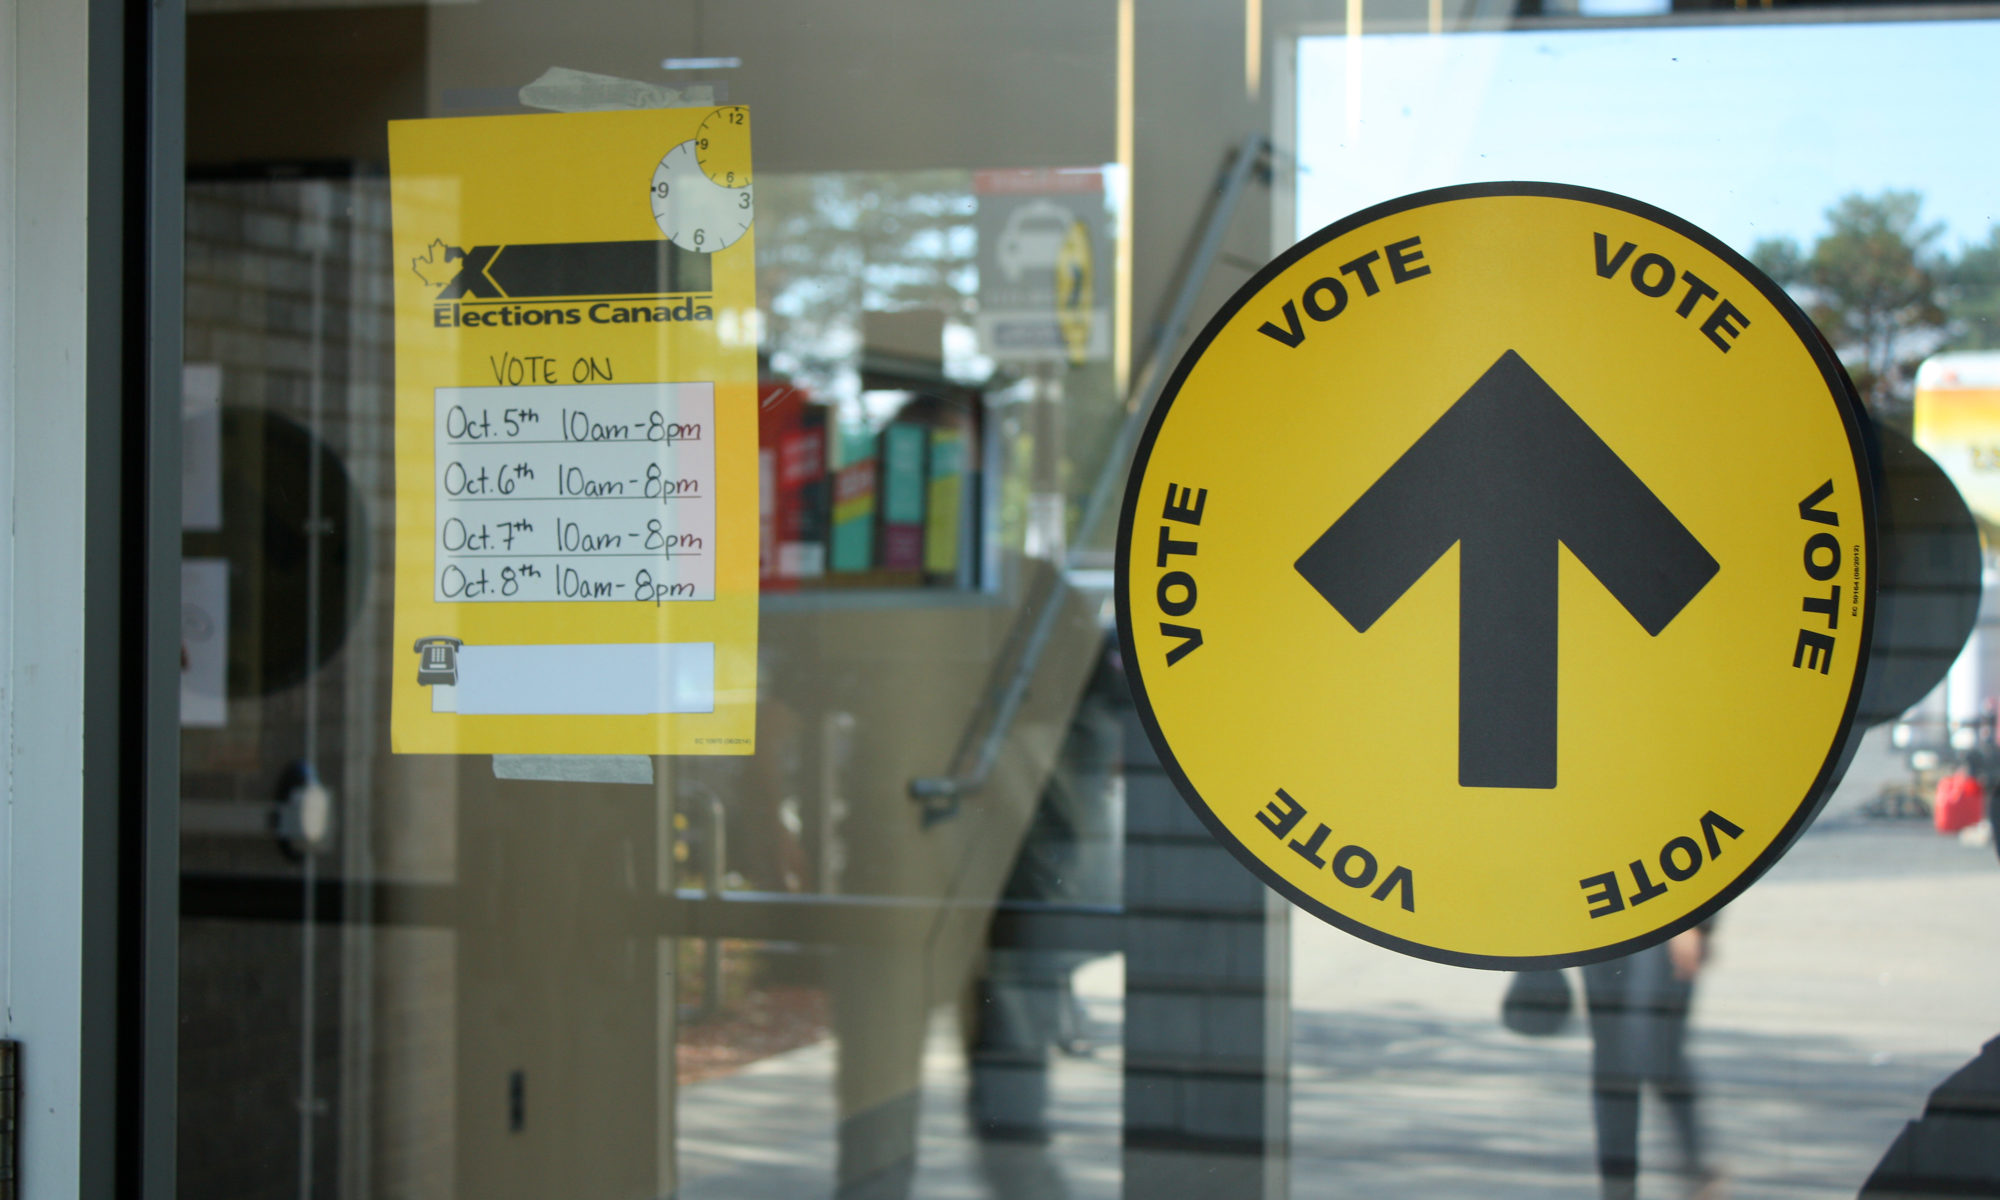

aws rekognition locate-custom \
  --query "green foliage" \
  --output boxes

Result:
[755,171,979,393]
[1749,236,1806,290]
[1751,190,1950,419]
[1946,228,2000,351]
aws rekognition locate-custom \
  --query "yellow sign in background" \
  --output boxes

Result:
[389,108,759,755]
[1117,185,1873,968]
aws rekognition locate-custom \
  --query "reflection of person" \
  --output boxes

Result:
[1859,1033,2000,1197]
[963,639,1123,1200]
[1581,928,1723,1200]
[1858,757,2000,1197]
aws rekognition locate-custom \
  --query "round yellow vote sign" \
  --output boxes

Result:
[1115,183,1874,969]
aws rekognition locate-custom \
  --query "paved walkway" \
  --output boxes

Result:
[678,725,2000,1198]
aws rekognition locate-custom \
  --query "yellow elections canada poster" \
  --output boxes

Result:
[388,106,758,755]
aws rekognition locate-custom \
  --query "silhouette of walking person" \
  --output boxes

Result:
[1582,928,1725,1200]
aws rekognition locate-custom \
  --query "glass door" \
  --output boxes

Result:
[171,2,2000,1198]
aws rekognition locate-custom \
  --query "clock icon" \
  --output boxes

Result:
[695,105,752,188]
[650,138,752,254]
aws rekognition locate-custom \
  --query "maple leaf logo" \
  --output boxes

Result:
[411,238,463,289]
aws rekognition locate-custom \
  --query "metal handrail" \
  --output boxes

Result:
[908,136,1273,814]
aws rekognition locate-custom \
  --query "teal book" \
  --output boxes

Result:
[879,422,928,571]
[830,429,877,572]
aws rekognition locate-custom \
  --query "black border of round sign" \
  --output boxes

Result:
[1113,180,1878,972]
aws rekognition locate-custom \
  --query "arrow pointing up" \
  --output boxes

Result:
[1295,350,1718,789]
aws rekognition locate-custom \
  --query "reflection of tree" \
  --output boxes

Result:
[1946,228,2000,352]
[753,170,1125,553]
[1752,191,1950,423]
[755,172,980,403]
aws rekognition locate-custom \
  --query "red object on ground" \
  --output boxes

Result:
[1934,770,1986,833]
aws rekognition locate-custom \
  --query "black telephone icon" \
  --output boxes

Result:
[413,636,463,687]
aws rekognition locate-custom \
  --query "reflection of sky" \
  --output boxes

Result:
[1295,21,2000,255]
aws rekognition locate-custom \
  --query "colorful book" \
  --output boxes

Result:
[878,422,928,571]
[776,410,828,579]
[830,446,878,573]
[924,429,965,578]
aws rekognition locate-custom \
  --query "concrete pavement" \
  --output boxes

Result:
[677,724,2000,1198]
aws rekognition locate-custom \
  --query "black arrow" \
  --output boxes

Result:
[1295,350,1718,789]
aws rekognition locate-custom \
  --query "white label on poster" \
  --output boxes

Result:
[428,641,714,715]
